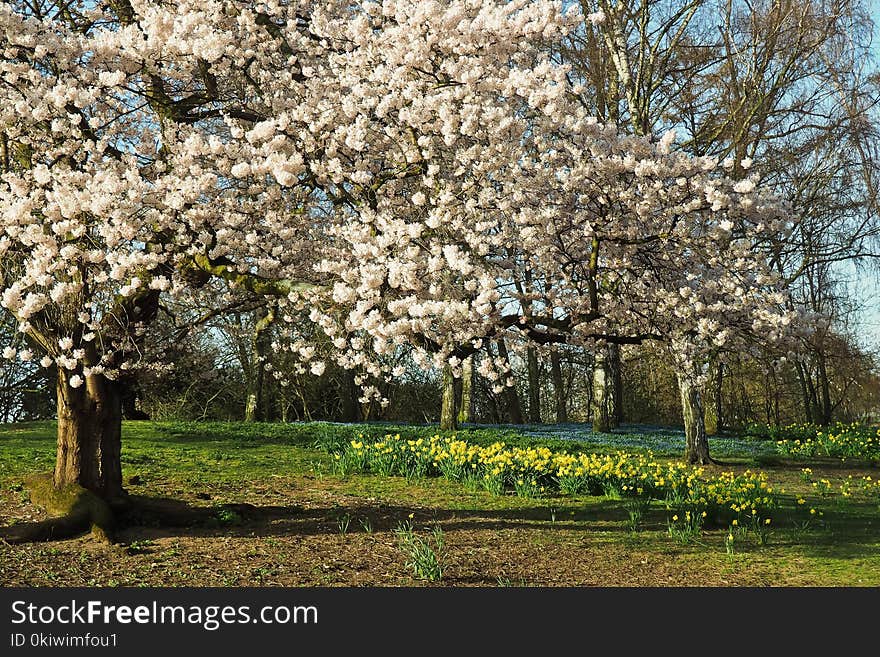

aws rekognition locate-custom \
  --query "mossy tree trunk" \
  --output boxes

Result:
[677,370,712,465]
[54,368,124,503]
[591,349,612,432]
[440,364,461,430]
[457,356,474,425]
[245,306,274,422]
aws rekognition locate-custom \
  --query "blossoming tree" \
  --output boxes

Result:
[0,0,796,525]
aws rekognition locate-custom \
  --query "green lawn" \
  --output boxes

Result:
[0,420,878,586]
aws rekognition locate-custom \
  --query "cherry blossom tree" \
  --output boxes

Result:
[0,0,798,521]
[308,121,799,461]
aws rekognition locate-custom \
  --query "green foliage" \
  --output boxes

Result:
[774,423,880,462]
[624,497,650,532]
[125,539,156,555]
[328,432,782,528]
[394,520,444,582]
[213,506,242,526]
[667,510,703,544]
[2,421,880,586]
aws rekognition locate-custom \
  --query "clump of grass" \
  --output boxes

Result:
[336,512,352,535]
[624,497,650,532]
[394,519,444,582]
[749,514,772,546]
[667,510,703,544]
[210,505,242,526]
[724,528,735,556]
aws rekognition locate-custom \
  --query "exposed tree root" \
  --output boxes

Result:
[686,455,719,466]
[0,474,115,544]
[0,478,266,544]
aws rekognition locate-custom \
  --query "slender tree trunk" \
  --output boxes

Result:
[774,377,781,426]
[713,362,724,433]
[526,347,541,423]
[550,349,568,423]
[457,356,474,425]
[676,370,712,465]
[608,343,623,428]
[591,349,612,432]
[817,352,832,425]
[245,307,274,422]
[496,339,524,424]
[54,369,124,502]
[440,364,459,430]
[803,364,822,424]
[795,361,813,423]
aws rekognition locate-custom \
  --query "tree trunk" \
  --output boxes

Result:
[713,361,724,433]
[795,361,813,423]
[677,371,712,465]
[457,356,474,425]
[244,307,274,422]
[550,349,568,423]
[440,364,459,430]
[496,339,524,424]
[526,347,541,423]
[54,369,124,502]
[591,349,612,432]
[817,351,832,425]
[803,363,822,424]
[608,343,623,428]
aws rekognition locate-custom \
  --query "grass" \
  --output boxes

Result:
[0,420,878,586]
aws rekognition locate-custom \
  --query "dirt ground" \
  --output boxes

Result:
[1,473,867,587]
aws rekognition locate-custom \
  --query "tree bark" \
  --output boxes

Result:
[817,351,832,425]
[440,364,459,430]
[591,348,612,432]
[496,339,524,424]
[677,371,713,465]
[244,307,274,422]
[54,369,124,502]
[714,361,724,433]
[526,347,541,423]
[608,343,623,428]
[457,356,474,425]
[795,361,813,423]
[550,349,568,423]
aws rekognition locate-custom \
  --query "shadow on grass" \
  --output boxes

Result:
[4,491,878,566]
[108,495,656,539]
[109,495,880,561]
